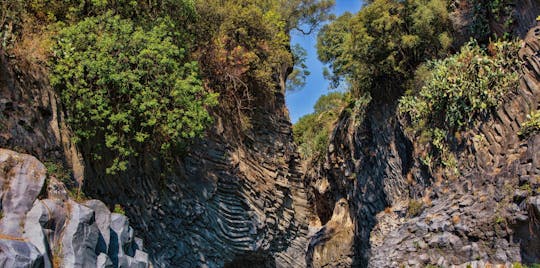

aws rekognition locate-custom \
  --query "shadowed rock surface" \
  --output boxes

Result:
[305,21,540,268]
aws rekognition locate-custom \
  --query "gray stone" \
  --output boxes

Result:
[23,200,52,268]
[0,149,47,236]
[97,253,114,268]
[61,200,99,268]
[530,196,540,216]
[134,250,149,265]
[84,200,112,254]
[134,237,144,251]
[0,239,44,268]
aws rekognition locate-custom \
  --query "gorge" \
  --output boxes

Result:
[0,0,539,267]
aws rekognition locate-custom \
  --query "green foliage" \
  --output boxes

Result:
[113,204,126,215]
[294,92,347,159]
[399,40,520,169]
[287,43,311,91]
[468,0,515,41]
[317,0,452,97]
[519,110,540,138]
[408,199,424,217]
[0,0,25,50]
[195,0,333,94]
[400,40,519,132]
[51,13,218,174]
[44,161,71,184]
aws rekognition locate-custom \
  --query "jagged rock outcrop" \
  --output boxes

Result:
[306,23,540,268]
[0,148,149,268]
[0,52,84,185]
[306,198,354,267]
[304,96,421,267]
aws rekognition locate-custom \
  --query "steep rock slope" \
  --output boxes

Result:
[1,41,311,266]
[0,53,84,183]
[79,84,310,266]
[306,22,540,268]
[369,24,540,267]
[304,96,422,267]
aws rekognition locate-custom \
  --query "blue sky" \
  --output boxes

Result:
[286,0,363,123]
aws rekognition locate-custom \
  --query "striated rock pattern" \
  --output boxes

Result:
[1,36,312,266]
[0,149,149,268]
[305,21,540,268]
[369,24,540,267]
[82,89,311,267]
[304,98,422,267]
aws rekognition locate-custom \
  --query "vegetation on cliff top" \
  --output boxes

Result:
[317,0,452,98]
[1,0,334,174]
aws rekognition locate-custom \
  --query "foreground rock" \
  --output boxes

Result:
[0,149,149,267]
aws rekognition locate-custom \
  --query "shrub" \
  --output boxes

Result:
[293,92,347,159]
[44,161,71,184]
[408,199,424,217]
[51,13,218,174]
[399,40,520,168]
[113,204,126,215]
[519,110,540,138]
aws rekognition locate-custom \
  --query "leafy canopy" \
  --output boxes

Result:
[317,0,452,98]
[51,13,218,174]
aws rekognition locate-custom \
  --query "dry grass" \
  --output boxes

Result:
[406,172,414,185]
[0,233,26,241]
[452,214,461,224]
[9,15,53,72]
[422,189,432,206]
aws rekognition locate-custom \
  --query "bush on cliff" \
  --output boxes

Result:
[399,40,520,168]
[51,13,218,174]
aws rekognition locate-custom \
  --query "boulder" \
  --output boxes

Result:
[97,253,114,268]
[85,200,112,254]
[61,200,99,268]
[0,149,46,236]
[23,200,52,268]
[0,239,44,268]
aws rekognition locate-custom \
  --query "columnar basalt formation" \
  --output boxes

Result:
[306,24,540,268]
[80,90,311,267]
[0,148,149,268]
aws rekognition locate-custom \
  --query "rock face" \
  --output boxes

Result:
[0,51,84,185]
[306,24,540,267]
[1,35,311,266]
[369,24,540,267]
[307,198,354,267]
[82,87,311,267]
[0,149,149,268]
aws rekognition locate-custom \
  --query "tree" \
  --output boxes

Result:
[51,13,218,174]
[317,0,452,99]
[293,92,347,159]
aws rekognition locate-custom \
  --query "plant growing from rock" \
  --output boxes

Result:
[399,40,520,170]
[519,110,540,138]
